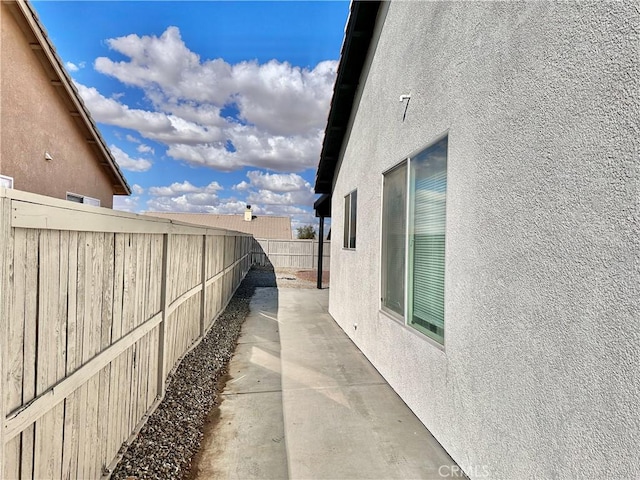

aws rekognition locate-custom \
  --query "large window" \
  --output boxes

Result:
[381,136,447,344]
[343,190,357,249]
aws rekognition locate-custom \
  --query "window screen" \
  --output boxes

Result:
[343,190,357,249]
[381,163,407,316]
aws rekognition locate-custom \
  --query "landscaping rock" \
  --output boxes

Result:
[110,266,273,480]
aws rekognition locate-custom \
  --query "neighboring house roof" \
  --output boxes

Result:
[6,0,131,195]
[314,1,381,197]
[145,213,293,239]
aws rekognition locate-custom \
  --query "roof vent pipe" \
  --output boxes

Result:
[244,205,252,222]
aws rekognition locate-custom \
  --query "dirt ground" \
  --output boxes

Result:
[274,268,330,288]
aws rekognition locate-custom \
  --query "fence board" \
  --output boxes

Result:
[6,229,25,413]
[1,190,252,478]
[4,435,20,479]
[57,231,69,382]
[20,229,39,480]
[252,238,331,269]
[66,232,79,375]
[102,233,115,351]
[61,392,79,480]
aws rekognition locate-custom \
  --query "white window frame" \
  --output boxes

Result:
[343,189,357,249]
[380,134,448,347]
[66,192,100,207]
[0,174,14,189]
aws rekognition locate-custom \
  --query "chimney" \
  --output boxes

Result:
[244,205,253,222]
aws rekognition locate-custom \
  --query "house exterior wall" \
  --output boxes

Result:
[329,2,639,479]
[1,3,115,208]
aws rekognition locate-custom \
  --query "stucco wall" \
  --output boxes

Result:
[330,2,639,478]
[1,3,115,207]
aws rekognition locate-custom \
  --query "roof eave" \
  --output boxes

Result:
[314,1,381,196]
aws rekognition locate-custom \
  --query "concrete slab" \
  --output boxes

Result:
[280,335,386,390]
[193,288,288,480]
[193,287,458,480]
[194,391,288,480]
[225,341,282,394]
[283,383,452,479]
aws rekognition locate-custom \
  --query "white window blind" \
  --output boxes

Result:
[408,137,447,342]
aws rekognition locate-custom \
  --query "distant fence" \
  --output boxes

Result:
[252,238,330,270]
[0,189,252,479]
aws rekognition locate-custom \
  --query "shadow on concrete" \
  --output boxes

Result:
[193,266,459,479]
[191,264,287,479]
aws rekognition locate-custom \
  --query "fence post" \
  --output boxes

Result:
[0,194,9,477]
[199,235,207,337]
[157,233,169,397]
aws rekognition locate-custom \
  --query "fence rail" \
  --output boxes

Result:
[252,238,330,270]
[0,188,252,479]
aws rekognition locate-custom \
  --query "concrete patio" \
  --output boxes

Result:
[192,286,459,479]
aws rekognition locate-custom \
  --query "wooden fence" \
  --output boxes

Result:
[0,188,252,479]
[251,238,330,270]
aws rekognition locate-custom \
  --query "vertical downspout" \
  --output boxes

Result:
[317,216,325,289]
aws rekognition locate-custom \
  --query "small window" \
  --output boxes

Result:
[66,192,100,206]
[343,190,357,249]
[0,174,14,189]
[381,136,448,344]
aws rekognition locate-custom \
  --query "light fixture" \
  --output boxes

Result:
[44,151,53,161]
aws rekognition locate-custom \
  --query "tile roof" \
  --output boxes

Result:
[145,212,292,239]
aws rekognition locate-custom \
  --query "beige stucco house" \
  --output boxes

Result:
[1,0,130,208]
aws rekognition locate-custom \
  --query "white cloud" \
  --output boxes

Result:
[137,143,155,154]
[113,195,140,212]
[242,170,311,192]
[79,26,336,173]
[132,184,145,195]
[126,134,140,143]
[231,59,336,136]
[165,126,322,172]
[148,180,222,197]
[66,61,85,72]
[246,189,315,206]
[142,173,318,228]
[233,170,314,206]
[146,195,245,214]
[110,145,152,172]
[77,84,223,145]
[233,181,250,191]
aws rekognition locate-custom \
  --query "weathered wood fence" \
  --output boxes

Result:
[0,189,252,479]
[251,238,330,270]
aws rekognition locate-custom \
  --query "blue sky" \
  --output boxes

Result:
[33,1,348,231]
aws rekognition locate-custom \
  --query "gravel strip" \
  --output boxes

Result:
[110,266,275,480]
